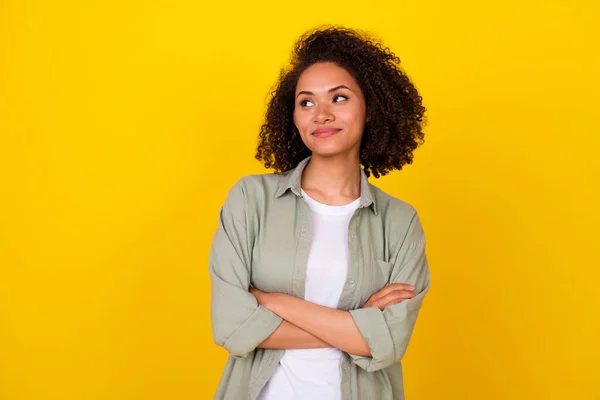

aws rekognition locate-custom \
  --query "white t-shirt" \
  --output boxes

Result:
[257,189,361,400]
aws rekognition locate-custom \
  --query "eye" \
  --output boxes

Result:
[333,94,348,103]
[300,99,315,107]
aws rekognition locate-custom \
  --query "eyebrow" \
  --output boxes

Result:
[296,85,353,99]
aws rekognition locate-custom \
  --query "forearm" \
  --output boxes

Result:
[257,320,332,349]
[266,293,371,356]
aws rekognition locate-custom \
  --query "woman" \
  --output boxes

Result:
[209,26,431,400]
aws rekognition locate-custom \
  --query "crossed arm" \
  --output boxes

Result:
[209,180,430,371]
[252,284,417,355]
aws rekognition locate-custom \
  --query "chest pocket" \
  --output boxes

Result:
[367,259,394,295]
[377,259,394,283]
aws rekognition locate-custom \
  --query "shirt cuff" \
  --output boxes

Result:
[223,305,283,358]
[348,306,395,371]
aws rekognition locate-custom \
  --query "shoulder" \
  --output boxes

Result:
[225,171,288,205]
[369,183,425,244]
[233,171,284,190]
[370,184,418,221]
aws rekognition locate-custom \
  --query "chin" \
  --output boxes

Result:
[309,146,355,158]
[303,134,362,158]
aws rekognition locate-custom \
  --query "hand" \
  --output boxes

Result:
[362,283,416,310]
[249,286,273,308]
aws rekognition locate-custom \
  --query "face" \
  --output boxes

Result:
[293,62,367,159]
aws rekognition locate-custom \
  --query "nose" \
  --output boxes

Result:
[314,103,335,124]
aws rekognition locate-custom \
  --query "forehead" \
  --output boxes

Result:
[295,62,360,92]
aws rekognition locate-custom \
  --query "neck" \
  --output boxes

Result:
[301,153,362,200]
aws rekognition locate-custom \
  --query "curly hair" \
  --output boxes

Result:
[255,25,426,178]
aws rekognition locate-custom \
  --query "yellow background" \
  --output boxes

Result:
[1,1,598,399]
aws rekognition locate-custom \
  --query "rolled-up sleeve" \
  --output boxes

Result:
[209,179,283,358]
[348,211,431,372]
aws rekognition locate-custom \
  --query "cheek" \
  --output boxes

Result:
[341,108,365,131]
[294,112,312,133]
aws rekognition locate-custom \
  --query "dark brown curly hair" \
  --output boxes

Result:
[255,25,427,178]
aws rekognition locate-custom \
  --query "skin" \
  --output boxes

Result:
[252,62,416,354]
[295,61,367,206]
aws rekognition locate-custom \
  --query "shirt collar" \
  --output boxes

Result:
[274,156,378,215]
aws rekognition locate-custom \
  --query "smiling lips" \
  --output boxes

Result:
[312,128,341,138]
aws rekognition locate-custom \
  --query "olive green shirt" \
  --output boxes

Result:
[209,156,431,400]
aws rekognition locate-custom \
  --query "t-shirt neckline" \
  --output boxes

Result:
[300,188,361,216]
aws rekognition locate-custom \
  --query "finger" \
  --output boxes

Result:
[367,290,387,303]
[380,287,416,298]
[375,290,416,308]
[249,287,262,295]
[380,298,408,309]
[369,284,403,301]
[369,283,416,303]
[385,283,416,291]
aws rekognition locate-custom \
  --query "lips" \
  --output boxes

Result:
[312,128,341,138]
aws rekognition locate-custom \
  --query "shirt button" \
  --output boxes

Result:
[347,279,356,289]
[343,363,350,372]
[350,233,357,240]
